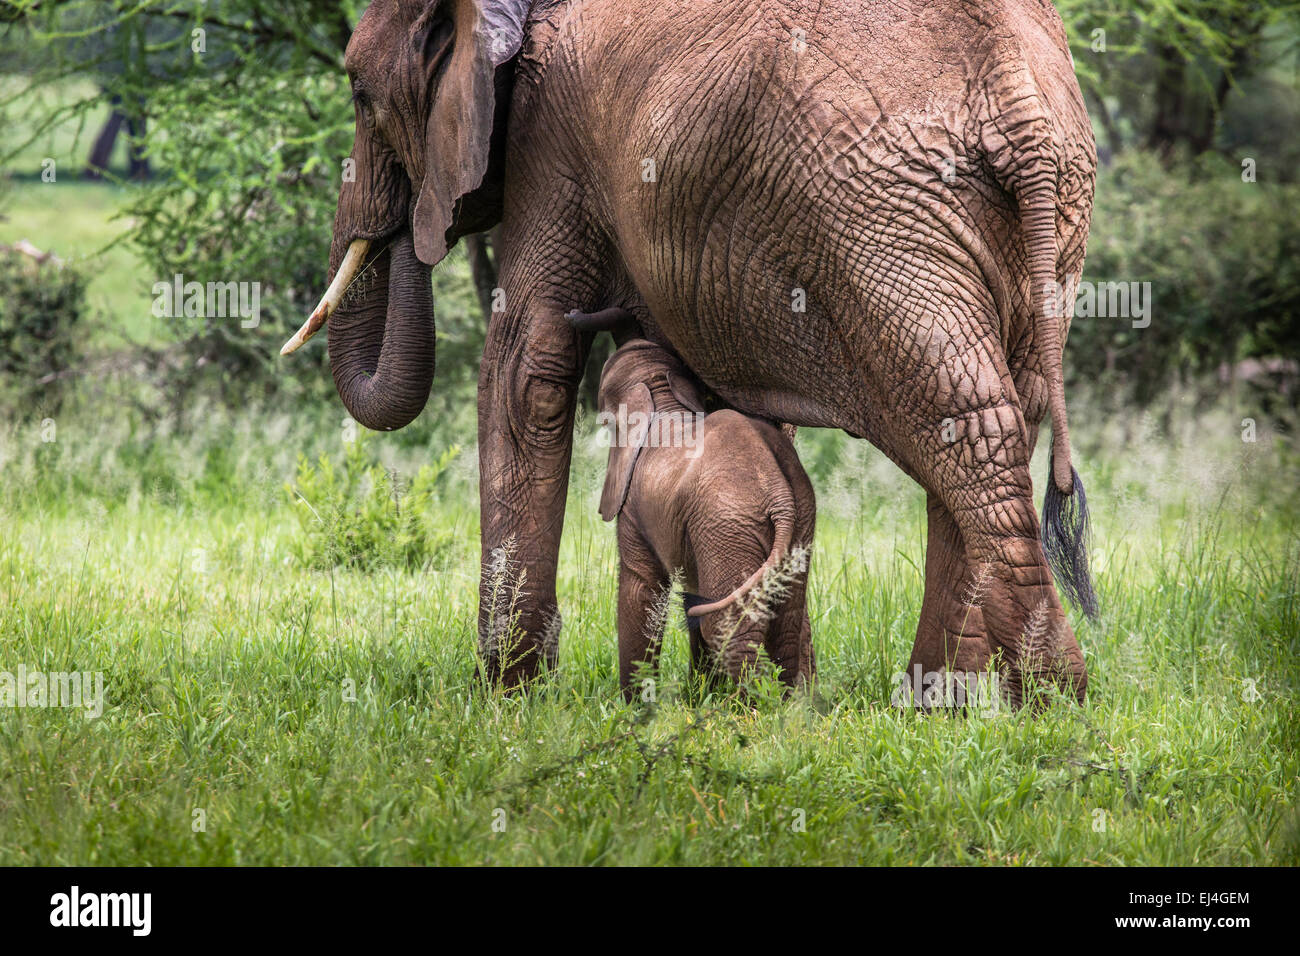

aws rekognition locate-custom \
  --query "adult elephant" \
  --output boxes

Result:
[282,0,1099,704]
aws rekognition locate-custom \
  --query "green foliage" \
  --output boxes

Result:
[1076,151,1300,404]
[0,248,88,410]
[125,65,351,392]
[286,432,461,572]
[1,1,487,401]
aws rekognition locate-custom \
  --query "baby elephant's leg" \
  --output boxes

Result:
[765,590,815,691]
[766,435,817,691]
[761,531,815,691]
[696,549,814,692]
[698,612,764,685]
[683,593,721,688]
[694,548,770,686]
[616,526,670,702]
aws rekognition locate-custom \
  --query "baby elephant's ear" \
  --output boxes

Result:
[600,381,654,521]
[666,372,706,414]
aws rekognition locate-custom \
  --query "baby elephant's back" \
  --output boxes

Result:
[692,410,815,539]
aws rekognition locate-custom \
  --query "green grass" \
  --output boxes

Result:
[0,395,1296,865]
[2,76,162,347]
[1,182,158,347]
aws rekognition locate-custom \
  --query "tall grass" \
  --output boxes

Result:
[0,379,1295,865]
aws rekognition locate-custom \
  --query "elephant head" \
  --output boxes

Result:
[280,0,530,432]
[593,339,709,522]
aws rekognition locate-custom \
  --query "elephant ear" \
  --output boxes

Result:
[667,371,707,414]
[600,382,654,522]
[412,0,529,266]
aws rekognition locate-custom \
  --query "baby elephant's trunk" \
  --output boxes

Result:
[687,495,796,619]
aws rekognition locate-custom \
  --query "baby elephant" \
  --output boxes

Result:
[569,308,816,700]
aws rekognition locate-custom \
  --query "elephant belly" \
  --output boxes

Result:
[577,0,1054,454]
[582,5,957,445]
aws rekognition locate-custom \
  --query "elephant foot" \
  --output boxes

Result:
[478,601,562,691]
[1006,625,1088,709]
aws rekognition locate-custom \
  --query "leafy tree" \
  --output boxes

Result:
[1061,0,1300,169]
[1,0,484,408]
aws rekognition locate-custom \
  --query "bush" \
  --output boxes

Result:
[0,246,88,412]
[286,433,461,572]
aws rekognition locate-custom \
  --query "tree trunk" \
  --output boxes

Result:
[83,108,126,180]
[84,94,150,181]
[1146,44,1185,159]
[125,110,150,181]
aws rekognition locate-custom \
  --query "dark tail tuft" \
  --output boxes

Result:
[1041,453,1099,620]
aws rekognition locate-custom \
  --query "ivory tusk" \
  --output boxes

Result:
[279,239,371,355]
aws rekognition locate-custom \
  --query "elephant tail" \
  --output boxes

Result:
[686,492,796,620]
[1023,184,1099,620]
[979,36,1099,619]
[1021,186,1074,496]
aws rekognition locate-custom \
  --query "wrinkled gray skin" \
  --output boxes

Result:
[596,339,816,699]
[313,0,1096,703]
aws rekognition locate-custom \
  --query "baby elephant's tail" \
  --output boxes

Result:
[686,497,796,619]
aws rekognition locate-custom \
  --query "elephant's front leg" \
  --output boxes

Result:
[477,300,587,687]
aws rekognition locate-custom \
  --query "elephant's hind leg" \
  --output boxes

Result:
[949,474,1086,707]
[905,493,994,704]
[862,288,1087,707]
[693,546,769,688]
[616,526,671,702]
[766,601,815,693]
[921,402,1086,707]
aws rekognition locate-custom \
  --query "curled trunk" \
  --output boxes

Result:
[326,230,435,431]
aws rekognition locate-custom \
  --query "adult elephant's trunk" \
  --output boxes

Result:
[320,230,435,432]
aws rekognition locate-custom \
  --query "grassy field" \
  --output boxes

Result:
[1,386,1297,865]
[2,77,163,347]
[2,181,160,347]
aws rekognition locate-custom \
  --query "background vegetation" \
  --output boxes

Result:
[0,0,1295,864]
